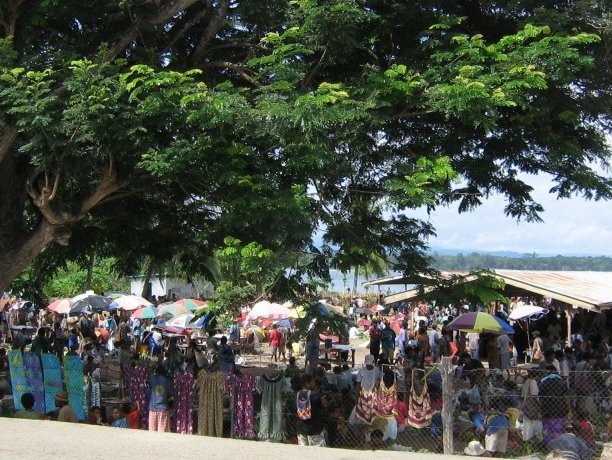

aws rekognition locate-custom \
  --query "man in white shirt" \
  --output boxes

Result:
[396,321,408,358]
[467,332,480,359]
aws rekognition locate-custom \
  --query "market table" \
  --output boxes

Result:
[323,344,356,368]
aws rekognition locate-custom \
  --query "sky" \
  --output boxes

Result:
[413,171,612,256]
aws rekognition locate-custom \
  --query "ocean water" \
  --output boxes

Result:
[324,269,407,295]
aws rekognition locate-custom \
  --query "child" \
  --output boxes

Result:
[483,400,510,457]
[125,401,140,429]
[575,408,595,448]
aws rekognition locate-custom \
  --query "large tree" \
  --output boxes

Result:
[0,0,610,293]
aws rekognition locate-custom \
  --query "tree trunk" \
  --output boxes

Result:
[140,260,155,300]
[0,220,59,292]
[84,252,96,291]
[352,265,359,298]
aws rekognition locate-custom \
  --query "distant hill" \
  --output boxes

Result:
[428,250,612,271]
[428,247,610,258]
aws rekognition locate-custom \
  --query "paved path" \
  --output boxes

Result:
[0,418,467,460]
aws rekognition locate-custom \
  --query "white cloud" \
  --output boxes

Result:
[414,173,612,255]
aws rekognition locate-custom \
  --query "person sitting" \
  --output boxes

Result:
[14,393,44,420]
[54,391,79,423]
[125,402,140,429]
[483,399,510,457]
[86,406,104,425]
[111,404,129,428]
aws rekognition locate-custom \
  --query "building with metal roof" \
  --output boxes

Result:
[364,270,612,312]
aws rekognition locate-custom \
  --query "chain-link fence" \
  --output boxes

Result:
[100,355,612,457]
[456,367,612,458]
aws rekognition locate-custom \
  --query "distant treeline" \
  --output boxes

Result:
[430,253,612,271]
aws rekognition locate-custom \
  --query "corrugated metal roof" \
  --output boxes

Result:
[378,270,612,311]
[493,270,612,311]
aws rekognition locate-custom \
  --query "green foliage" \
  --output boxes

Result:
[200,281,255,324]
[44,259,128,298]
[1,0,610,297]
[291,302,349,343]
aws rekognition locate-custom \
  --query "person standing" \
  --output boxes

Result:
[217,336,235,372]
[497,333,512,376]
[428,325,440,363]
[395,321,408,360]
[269,324,281,362]
[369,320,381,364]
[295,374,325,446]
[380,320,396,362]
[467,332,480,360]
[229,318,240,343]
[148,364,172,432]
[531,331,544,363]
[416,326,429,368]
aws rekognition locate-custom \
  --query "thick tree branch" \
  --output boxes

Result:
[302,46,328,90]
[167,6,211,49]
[190,0,231,64]
[202,60,262,88]
[106,0,201,61]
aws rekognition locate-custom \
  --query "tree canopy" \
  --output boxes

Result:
[0,0,610,296]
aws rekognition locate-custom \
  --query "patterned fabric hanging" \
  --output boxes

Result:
[8,350,28,411]
[63,354,86,421]
[374,374,398,419]
[125,365,150,428]
[41,353,63,413]
[256,373,288,441]
[174,369,196,434]
[197,371,225,437]
[406,370,432,429]
[225,372,256,439]
[23,352,45,413]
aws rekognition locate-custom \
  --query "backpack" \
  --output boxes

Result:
[381,328,394,343]
[296,390,312,421]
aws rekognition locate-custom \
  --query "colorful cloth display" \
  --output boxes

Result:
[63,354,86,421]
[406,371,432,429]
[174,370,196,434]
[125,365,150,429]
[41,353,63,413]
[256,372,289,441]
[197,371,224,437]
[8,350,28,411]
[374,374,398,419]
[225,371,256,439]
[23,352,45,414]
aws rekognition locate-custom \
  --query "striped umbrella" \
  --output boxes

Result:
[174,298,205,312]
[446,312,514,334]
[131,306,158,319]
[156,302,189,318]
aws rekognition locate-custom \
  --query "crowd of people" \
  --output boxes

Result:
[0,293,611,459]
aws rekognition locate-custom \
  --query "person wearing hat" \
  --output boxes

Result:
[55,391,79,423]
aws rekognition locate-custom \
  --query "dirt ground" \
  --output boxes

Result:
[0,418,468,460]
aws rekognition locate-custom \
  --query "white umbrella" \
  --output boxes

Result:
[246,301,290,321]
[114,295,153,311]
[509,304,547,321]
[165,313,196,329]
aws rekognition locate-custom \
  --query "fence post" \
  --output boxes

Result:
[441,356,454,455]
